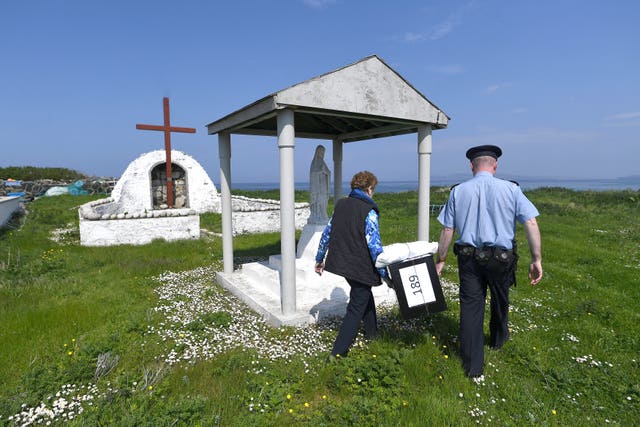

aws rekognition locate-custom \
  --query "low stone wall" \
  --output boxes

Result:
[232,207,310,235]
[230,195,310,235]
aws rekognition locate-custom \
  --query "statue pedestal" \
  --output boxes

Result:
[296,222,327,260]
[216,221,398,326]
[267,222,327,287]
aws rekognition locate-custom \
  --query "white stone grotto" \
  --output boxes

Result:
[78,150,309,246]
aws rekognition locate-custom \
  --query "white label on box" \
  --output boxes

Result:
[398,262,436,308]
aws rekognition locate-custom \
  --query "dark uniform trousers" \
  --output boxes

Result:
[331,279,378,356]
[457,247,515,377]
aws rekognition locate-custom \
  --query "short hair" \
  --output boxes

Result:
[350,170,378,191]
[471,156,497,168]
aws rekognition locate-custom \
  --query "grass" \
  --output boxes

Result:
[0,188,639,425]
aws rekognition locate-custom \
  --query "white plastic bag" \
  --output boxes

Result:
[375,241,438,268]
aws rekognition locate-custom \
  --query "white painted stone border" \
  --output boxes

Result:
[78,196,311,245]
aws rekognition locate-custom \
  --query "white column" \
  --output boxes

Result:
[332,138,343,201]
[218,132,234,274]
[417,125,433,241]
[278,109,296,315]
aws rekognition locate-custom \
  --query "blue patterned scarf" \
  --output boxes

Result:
[348,188,379,215]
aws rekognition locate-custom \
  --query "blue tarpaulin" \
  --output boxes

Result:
[67,180,88,195]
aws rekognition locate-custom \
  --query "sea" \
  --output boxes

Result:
[232,176,640,193]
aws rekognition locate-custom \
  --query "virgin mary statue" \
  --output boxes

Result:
[309,145,331,224]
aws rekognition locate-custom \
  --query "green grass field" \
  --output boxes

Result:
[0,188,638,426]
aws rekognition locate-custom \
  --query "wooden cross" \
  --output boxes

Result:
[136,97,196,208]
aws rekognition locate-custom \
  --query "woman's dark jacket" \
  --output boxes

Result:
[324,194,381,285]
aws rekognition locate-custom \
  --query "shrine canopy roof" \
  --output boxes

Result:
[206,55,449,143]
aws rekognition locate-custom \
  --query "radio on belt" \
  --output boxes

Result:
[386,254,447,319]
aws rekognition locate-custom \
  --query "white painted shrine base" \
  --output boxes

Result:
[216,257,399,327]
[79,214,200,246]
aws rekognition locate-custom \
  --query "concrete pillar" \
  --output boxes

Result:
[417,125,433,241]
[332,139,343,201]
[218,132,234,274]
[277,109,296,315]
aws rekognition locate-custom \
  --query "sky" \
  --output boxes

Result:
[1,0,639,184]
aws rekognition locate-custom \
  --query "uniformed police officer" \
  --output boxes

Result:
[435,145,543,379]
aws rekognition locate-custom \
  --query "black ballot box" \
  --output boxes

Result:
[386,255,447,319]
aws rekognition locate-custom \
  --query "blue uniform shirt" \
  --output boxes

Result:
[437,172,539,249]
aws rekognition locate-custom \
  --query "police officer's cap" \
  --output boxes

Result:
[465,145,502,160]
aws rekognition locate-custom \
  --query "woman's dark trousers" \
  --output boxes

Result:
[331,279,378,356]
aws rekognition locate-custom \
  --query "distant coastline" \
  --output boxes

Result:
[232,176,639,193]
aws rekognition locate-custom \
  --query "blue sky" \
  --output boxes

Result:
[1,0,639,183]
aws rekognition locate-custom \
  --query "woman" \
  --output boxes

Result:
[315,170,387,358]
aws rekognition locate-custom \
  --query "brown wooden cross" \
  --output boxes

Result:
[136,97,196,208]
